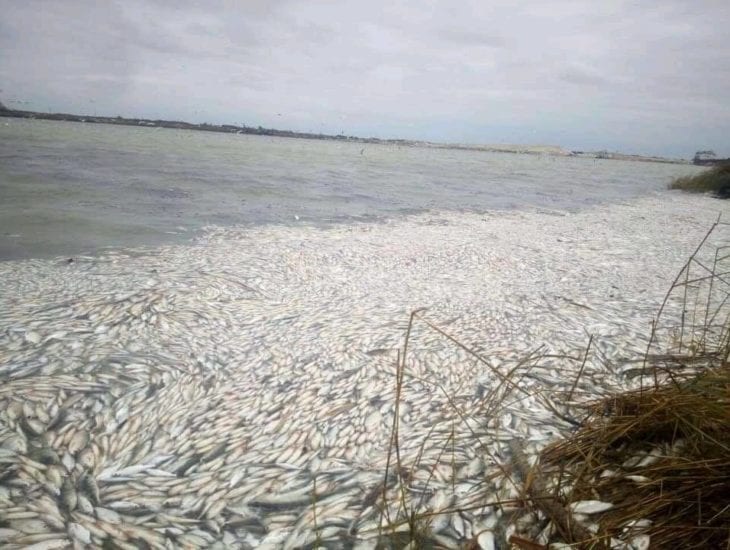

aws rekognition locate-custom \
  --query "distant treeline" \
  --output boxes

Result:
[0,106,406,145]
[0,105,688,164]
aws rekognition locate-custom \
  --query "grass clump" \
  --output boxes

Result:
[670,164,730,197]
[372,220,730,549]
[539,361,730,549]
[516,220,730,549]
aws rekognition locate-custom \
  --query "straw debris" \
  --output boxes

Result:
[538,361,730,549]
[515,220,730,549]
[375,220,730,549]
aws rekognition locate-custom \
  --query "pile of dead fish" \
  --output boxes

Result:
[0,196,720,548]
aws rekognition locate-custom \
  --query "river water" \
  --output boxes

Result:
[1,117,727,548]
[0,117,700,260]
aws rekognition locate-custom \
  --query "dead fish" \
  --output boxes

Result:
[68,522,91,545]
[60,477,77,512]
[569,500,614,514]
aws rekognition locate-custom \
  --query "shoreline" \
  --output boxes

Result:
[1,109,688,165]
[3,116,702,263]
[0,187,712,265]
[0,192,724,546]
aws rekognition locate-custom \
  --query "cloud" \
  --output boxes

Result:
[0,0,728,157]
[559,64,609,87]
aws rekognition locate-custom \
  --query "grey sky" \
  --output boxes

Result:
[1,0,728,158]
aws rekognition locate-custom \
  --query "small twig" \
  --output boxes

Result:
[567,335,593,403]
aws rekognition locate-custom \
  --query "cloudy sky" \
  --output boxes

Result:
[1,0,728,157]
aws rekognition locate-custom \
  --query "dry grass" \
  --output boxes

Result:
[515,220,730,549]
[539,361,730,549]
[670,165,730,198]
[372,220,730,549]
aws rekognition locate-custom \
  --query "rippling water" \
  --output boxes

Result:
[0,117,700,260]
[0,117,725,548]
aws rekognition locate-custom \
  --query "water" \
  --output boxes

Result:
[0,117,724,547]
[0,117,700,260]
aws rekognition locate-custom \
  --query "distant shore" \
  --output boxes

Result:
[0,106,688,164]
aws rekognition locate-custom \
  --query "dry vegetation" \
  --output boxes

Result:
[670,165,730,198]
[540,363,729,549]
[373,220,730,549]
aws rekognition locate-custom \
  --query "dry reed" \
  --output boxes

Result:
[374,220,730,549]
